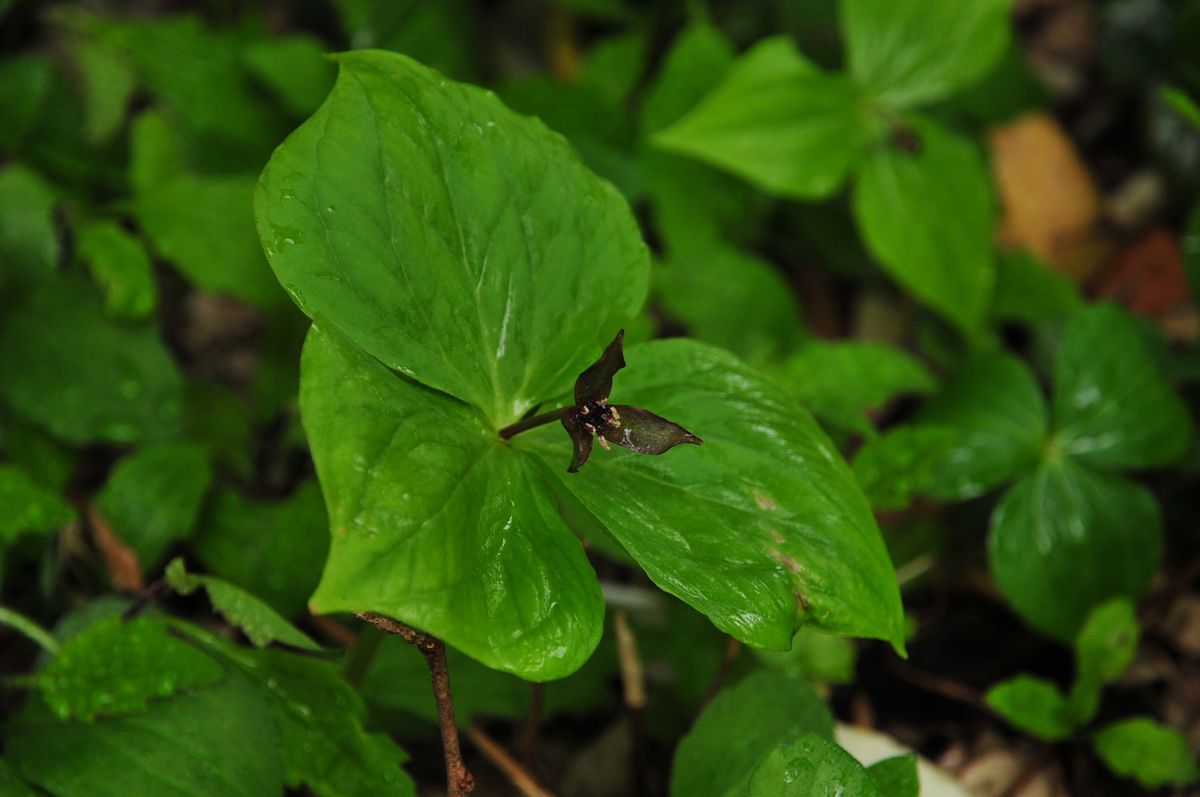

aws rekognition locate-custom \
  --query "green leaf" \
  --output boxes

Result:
[94,442,211,566]
[0,464,74,546]
[779,340,934,435]
[332,0,477,80]
[0,164,58,292]
[69,36,136,144]
[165,558,321,652]
[129,109,187,194]
[9,673,284,797]
[842,0,1013,109]
[866,754,919,797]
[1092,717,1199,788]
[241,35,335,118]
[0,55,51,152]
[745,734,882,797]
[653,36,875,199]
[671,671,835,797]
[76,218,156,320]
[851,425,959,510]
[178,626,415,796]
[640,22,735,137]
[916,353,1047,500]
[525,339,905,655]
[256,50,648,426]
[1053,303,1192,469]
[852,118,996,333]
[752,626,856,685]
[656,244,804,365]
[985,675,1075,740]
[988,458,1161,640]
[135,172,285,309]
[1070,597,1138,723]
[35,616,225,722]
[0,275,183,445]
[0,758,39,797]
[300,326,603,680]
[991,250,1083,324]
[193,481,328,619]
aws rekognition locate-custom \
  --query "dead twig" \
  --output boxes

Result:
[354,612,474,796]
[614,611,648,797]
[468,725,556,797]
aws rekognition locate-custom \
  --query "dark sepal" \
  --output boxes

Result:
[562,410,594,473]
[600,405,703,455]
[573,330,625,405]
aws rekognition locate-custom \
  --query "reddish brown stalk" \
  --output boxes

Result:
[468,726,556,797]
[354,612,475,796]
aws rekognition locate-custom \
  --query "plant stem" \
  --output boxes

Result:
[613,611,648,797]
[498,407,570,440]
[354,612,475,796]
[0,605,60,655]
[468,726,557,797]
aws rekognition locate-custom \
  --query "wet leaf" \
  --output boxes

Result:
[745,734,883,797]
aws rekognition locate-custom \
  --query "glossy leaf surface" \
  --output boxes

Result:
[257,50,648,425]
[746,734,882,797]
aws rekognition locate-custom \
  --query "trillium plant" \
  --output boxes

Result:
[255,47,901,793]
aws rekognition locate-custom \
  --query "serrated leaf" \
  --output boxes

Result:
[9,672,283,797]
[985,675,1075,740]
[842,0,1013,109]
[989,458,1161,640]
[779,340,934,434]
[523,339,905,655]
[745,734,882,797]
[0,274,183,445]
[76,218,156,319]
[0,464,74,546]
[1092,717,1199,788]
[866,754,919,797]
[915,352,1047,500]
[301,326,603,680]
[853,118,996,333]
[1053,303,1192,469]
[256,49,648,426]
[166,559,320,651]
[671,671,835,797]
[653,36,874,199]
[193,482,328,619]
[94,442,211,566]
[36,616,224,722]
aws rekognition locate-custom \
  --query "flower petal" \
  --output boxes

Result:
[573,330,626,405]
[600,405,702,455]
[561,411,595,472]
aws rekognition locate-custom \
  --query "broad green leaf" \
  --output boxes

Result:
[0,275,183,445]
[8,674,283,797]
[1092,717,1199,788]
[851,425,959,510]
[746,734,881,796]
[653,37,875,199]
[165,558,321,651]
[256,50,648,426]
[76,218,156,320]
[179,626,415,797]
[640,22,735,136]
[779,340,934,435]
[991,250,1083,324]
[525,339,906,654]
[193,482,328,619]
[1053,303,1192,469]
[129,110,187,194]
[752,626,856,685]
[0,417,75,493]
[0,165,58,292]
[36,616,224,721]
[70,37,136,144]
[241,35,335,118]
[989,458,1161,640]
[578,29,650,105]
[135,172,285,309]
[332,0,477,80]
[985,675,1075,740]
[300,326,603,680]
[866,754,919,797]
[0,758,39,797]
[842,0,1013,108]
[1070,597,1138,723]
[656,244,804,364]
[95,442,211,566]
[0,55,51,152]
[853,118,996,334]
[0,464,73,546]
[916,353,1046,500]
[671,671,834,797]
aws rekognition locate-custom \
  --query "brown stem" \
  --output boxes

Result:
[498,407,570,440]
[467,726,557,797]
[613,612,648,797]
[354,612,475,796]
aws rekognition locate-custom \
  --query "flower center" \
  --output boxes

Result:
[576,399,620,436]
